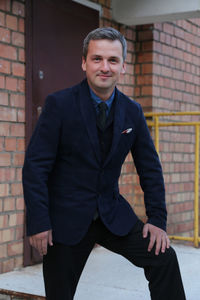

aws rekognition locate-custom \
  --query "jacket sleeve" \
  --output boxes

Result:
[22,95,62,236]
[131,104,167,231]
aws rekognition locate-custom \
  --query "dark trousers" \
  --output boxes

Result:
[43,218,186,300]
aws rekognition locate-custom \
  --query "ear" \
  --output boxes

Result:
[121,62,126,74]
[82,56,86,71]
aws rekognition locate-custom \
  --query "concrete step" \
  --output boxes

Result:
[0,244,199,300]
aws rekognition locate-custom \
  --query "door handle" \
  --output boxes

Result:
[37,106,42,118]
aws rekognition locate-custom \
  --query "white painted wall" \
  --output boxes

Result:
[112,0,200,25]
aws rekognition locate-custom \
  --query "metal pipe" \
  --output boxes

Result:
[194,125,199,247]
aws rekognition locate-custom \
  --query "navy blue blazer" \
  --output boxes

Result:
[22,79,167,245]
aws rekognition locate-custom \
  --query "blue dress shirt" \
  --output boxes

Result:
[89,87,115,116]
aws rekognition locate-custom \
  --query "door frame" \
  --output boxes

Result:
[24,0,100,266]
[24,0,33,266]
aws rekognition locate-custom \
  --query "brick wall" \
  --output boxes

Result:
[0,0,25,273]
[134,20,200,236]
[152,19,200,236]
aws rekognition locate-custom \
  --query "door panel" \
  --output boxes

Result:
[24,0,99,266]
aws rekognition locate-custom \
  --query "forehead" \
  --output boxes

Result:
[87,39,123,58]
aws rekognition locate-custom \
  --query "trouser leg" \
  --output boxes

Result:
[43,224,96,300]
[99,219,186,300]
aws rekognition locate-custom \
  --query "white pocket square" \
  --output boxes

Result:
[121,128,132,134]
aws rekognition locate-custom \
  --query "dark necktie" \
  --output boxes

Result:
[98,102,108,131]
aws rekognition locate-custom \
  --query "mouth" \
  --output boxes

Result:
[98,74,112,79]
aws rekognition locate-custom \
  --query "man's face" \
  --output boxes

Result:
[82,39,125,97]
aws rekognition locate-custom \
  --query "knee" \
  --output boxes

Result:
[161,246,178,265]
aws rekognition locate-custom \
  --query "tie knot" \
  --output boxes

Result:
[98,102,107,112]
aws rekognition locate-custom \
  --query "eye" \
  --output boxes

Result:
[93,57,101,62]
[109,58,118,63]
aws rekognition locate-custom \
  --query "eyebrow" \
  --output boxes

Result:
[91,54,120,60]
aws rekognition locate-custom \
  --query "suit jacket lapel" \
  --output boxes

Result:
[78,80,101,163]
[103,89,125,167]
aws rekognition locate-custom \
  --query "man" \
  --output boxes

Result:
[23,27,186,300]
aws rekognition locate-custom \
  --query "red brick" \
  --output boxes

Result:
[10,93,25,108]
[138,30,153,41]
[127,40,134,52]
[0,228,15,243]
[6,14,18,30]
[0,91,8,105]
[137,75,152,85]
[14,256,23,269]
[0,244,7,259]
[6,76,18,91]
[123,86,134,97]
[12,31,24,47]
[0,168,15,181]
[19,48,25,62]
[0,27,11,43]
[0,123,10,136]
[0,153,11,166]
[12,1,25,17]
[8,241,23,256]
[142,63,152,74]
[17,109,25,123]
[0,44,17,60]
[16,212,24,225]
[10,123,25,137]
[17,138,25,151]
[0,12,5,26]
[0,137,4,151]
[0,58,11,74]
[0,183,9,196]
[141,86,152,96]
[0,214,8,228]
[102,7,111,19]
[18,17,25,33]
[0,74,5,88]
[0,0,11,11]
[4,198,15,211]
[13,153,24,166]
[17,78,25,92]
[12,62,25,77]
[15,225,23,240]
[16,167,22,181]
[0,106,17,121]
[11,182,23,195]
[5,137,17,151]
[142,41,153,51]
[137,52,152,63]
[16,197,24,210]
[2,258,15,273]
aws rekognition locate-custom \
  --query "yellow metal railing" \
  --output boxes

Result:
[144,111,200,247]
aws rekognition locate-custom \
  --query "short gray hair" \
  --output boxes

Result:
[83,27,127,61]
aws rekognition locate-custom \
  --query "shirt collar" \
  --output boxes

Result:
[89,87,115,113]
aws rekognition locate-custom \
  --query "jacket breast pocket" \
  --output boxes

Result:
[120,130,136,151]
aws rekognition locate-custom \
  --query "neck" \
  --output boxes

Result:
[88,83,115,101]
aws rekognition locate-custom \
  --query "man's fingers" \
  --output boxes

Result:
[155,235,162,255]
[48,230,53,246]
[143,224,149,238]
[161,236,167,253]
[148,235,156,252]
[29,231,50,256]
[41,237,48,255]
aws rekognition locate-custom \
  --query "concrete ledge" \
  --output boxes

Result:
[0,289,45,300]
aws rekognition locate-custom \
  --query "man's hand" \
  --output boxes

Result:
[143,223,170,255]
[29,230,53,256]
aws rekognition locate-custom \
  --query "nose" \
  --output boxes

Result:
[100,59,110,72]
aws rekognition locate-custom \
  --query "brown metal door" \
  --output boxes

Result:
[24,0,99,266]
